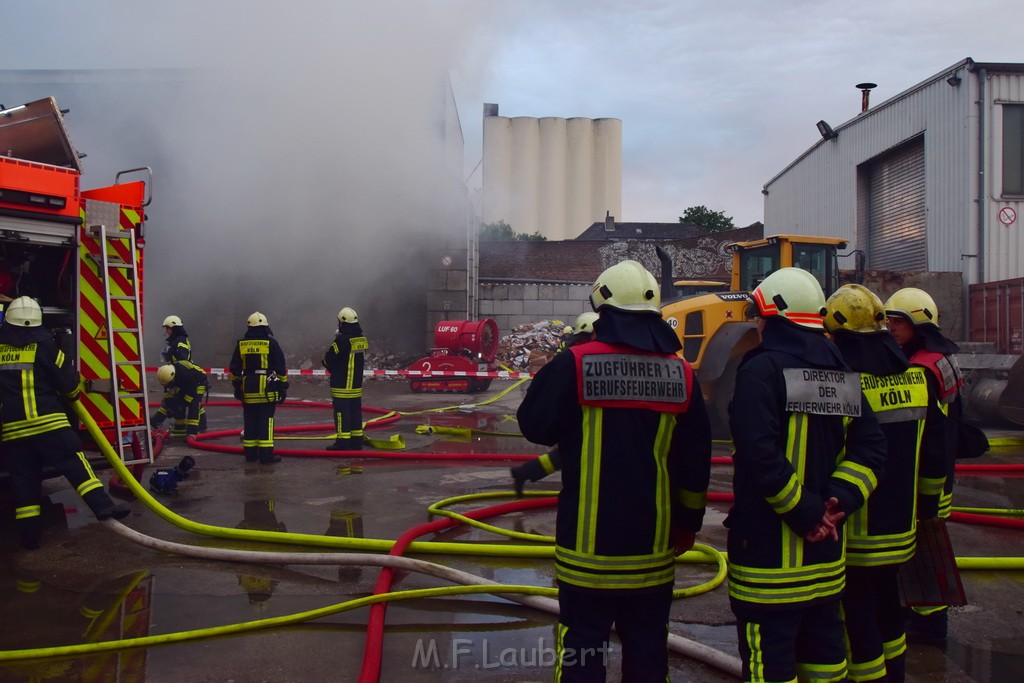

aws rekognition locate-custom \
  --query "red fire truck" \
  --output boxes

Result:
[0,96,154,467]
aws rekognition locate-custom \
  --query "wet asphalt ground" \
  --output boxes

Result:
[0,376,1022,682]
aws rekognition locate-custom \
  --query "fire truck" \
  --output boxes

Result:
[0,97,154,466]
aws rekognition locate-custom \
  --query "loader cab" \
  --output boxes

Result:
[730,234,846,298]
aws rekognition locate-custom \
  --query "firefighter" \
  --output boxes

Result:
[0,296,129,549]
[885,287,963,644]
[229,312,288,464]
[517,260,712,681]
[152,362,209,437]
[826,284,932,683]
[510,311,598,495]
[322,307,367,451]
[556,324,573,352]
[726,269,887,683]
[160,315,192,362]
[159,315,208,431]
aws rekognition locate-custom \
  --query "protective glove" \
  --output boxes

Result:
[151,412,165,428]
[232,382,243,401]
[510,465,529,497]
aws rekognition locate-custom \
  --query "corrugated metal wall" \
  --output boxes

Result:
[970,277,1024,353]
[985,73,1024,282]
[764,64,975,275]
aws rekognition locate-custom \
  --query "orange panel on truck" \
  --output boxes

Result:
[0,157,80,218]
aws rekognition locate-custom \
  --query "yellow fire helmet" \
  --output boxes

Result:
[573,311,599,335]
[4,296,42,327]
[337,307,358,323]
[749,267,826,330]
[884,287,940,328]
[157,364,176,386]
[825,284,887,334]
[247,311,269,327]
[590,260,661,314]
[162,315,183,327]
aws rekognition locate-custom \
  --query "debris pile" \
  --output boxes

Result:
[495,320,570,373]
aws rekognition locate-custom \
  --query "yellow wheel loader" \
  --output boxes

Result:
[658,235,848,436]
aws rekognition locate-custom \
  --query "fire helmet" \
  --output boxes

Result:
[573,311,599,335]
[884,288,939,328]
[749,267,826,330]
[590,260,661,314]
[157,364,176,386]
[247,311,269,327]
[825,284,887,334]
[337,307,358,323]
[5,296,42,327]
[162,315,183,328]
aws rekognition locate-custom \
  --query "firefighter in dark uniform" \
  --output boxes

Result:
[727,268,887,683]
[826,284,933,683]
[160,315,192,362]
[517,261,712,682]
[0,296,129,549]
[152,362,209,437]
[229,312,287,464]
[158,315,207,432]
[885,287,962,644]
[322,307,367,451]
[511,311,598,495]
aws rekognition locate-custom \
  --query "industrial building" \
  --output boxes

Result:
[481,104,622,241]
[762,58,1024,351]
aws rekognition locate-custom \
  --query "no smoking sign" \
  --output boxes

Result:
[999,206,1017,226]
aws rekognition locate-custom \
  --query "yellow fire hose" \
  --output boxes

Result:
[6,402,743,676]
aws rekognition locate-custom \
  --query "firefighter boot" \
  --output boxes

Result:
[886,652,906,683]
[16,514,42,550]
[243,447,259,463]
[94,503,131,521]
[906,607,948,645]
[258,448,281,465]
[325,439,350,451]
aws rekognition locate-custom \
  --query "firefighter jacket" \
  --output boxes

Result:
[902,330,963,519]
[726,320,887,608]
[161,329,192,363]
[517,324,712,594]
[322,322,367,399]
[0,325,80,442]
[229,326,287,405]
[167,360,209,401]
[833,331,930,567]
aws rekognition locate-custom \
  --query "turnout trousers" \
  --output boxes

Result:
[332,395,363,449]
[733,598,847,683]
[555,582,672,682]
[3,429,117,548]
[241,402,276,463]
[842,564,907,682]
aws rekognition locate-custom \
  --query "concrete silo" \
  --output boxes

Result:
[482,104,622,240]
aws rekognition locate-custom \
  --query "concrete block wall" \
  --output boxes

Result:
[479,282,592,333]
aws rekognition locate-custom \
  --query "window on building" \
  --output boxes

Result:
[1004,104,1024,196]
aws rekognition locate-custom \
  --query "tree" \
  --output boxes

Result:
[679,205,735,233]
[479,220,547,242]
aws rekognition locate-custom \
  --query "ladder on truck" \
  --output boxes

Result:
[87,222,154,465]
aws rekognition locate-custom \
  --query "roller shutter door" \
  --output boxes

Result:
[867,139,926,270]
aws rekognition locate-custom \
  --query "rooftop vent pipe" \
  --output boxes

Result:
[856,83,877,113]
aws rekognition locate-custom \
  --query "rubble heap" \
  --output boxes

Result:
[495,320,570,373]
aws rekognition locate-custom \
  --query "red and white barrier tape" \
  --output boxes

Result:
[144,366,534,379]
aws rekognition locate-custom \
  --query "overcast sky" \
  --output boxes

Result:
[3,0,1023,229]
